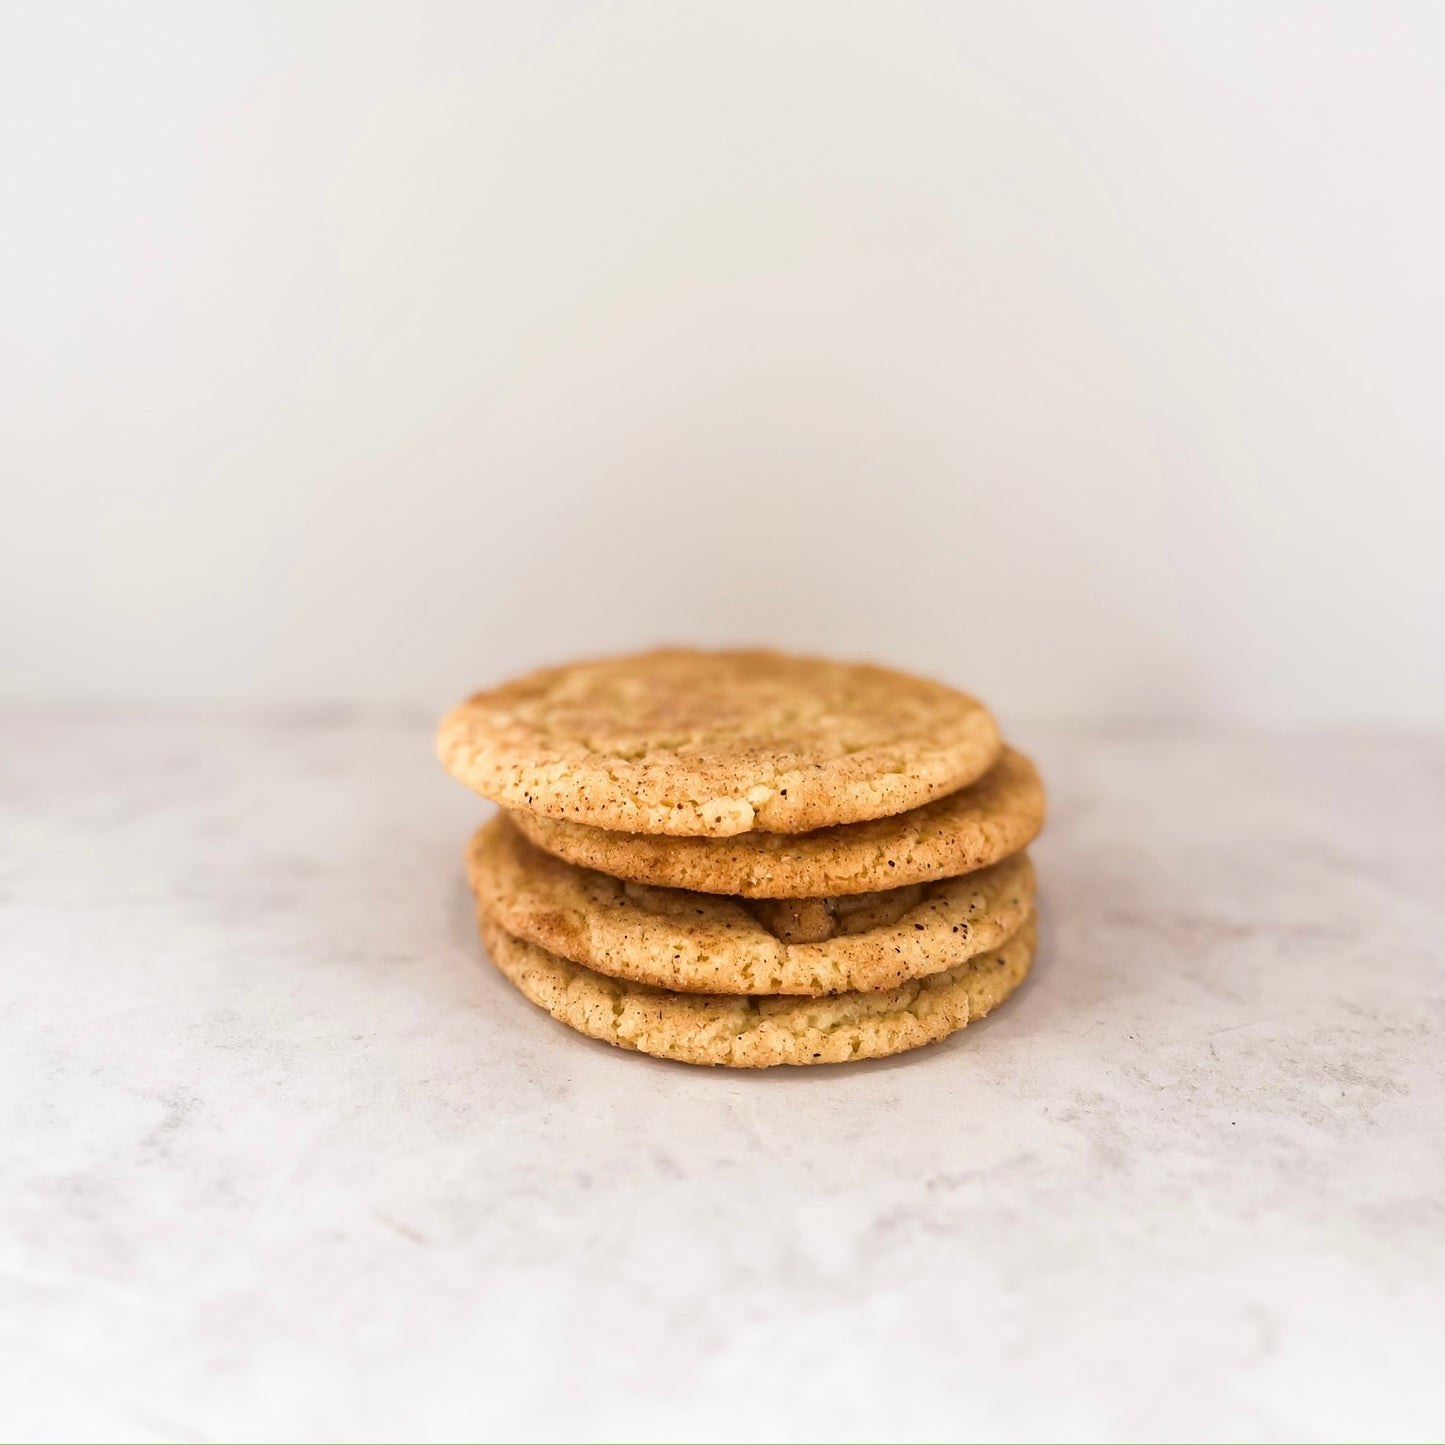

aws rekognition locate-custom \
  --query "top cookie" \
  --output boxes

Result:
[437,649,1000,836]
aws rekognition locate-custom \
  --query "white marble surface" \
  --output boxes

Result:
[2,713,1442,1443]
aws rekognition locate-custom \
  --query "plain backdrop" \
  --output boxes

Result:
[2,0,1442,728]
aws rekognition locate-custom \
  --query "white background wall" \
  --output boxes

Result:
[3,1,1442,728]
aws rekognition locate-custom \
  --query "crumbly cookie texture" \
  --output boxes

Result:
[469,817,1035,996]
[509,746,1044,898]
[437,648,1000,837]
[479,911,1037,1069]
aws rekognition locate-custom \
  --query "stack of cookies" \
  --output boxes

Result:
[437,649,1044,1069]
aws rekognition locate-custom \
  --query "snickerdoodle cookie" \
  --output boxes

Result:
[508,747,1043,897]
[438,649,999,837]
[469,817,1035,996]
[478,909,1037,1069]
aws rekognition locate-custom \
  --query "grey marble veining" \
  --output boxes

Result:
[2,713,1442,1442]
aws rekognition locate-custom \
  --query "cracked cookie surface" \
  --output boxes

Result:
[509,746,1043,897]
[438,648,1000,837]
[478,910,1037,1068]
[469,816,1035,995]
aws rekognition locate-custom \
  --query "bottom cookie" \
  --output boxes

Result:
[478,909,1038,1069]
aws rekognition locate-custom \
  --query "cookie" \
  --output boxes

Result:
[478,910,1038,1069]
[508,746,1043,898]
[438,648,1000,837]
[469,816,1036,996]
